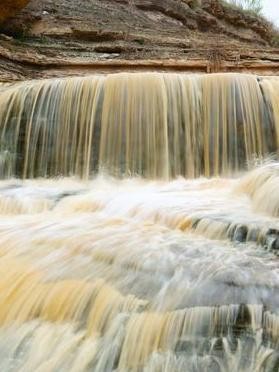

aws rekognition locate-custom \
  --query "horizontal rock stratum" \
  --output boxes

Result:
[0,0,278,80]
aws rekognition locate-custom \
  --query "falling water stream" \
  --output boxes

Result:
[0,73,278,371]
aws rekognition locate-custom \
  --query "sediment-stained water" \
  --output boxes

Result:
[0,73,278,371]
[0,73,278,179]
[0,164,277,371]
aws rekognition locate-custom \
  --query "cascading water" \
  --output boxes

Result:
[0,72,278,371]
[0,73,278,179]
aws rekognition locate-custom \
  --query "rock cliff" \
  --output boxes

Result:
[0,0,278,80]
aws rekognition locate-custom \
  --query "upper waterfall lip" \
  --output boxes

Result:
[0,71,270,86]
[0,71,276,94]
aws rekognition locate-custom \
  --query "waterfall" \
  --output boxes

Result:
[0,73,278,371]
[0,73,278,179]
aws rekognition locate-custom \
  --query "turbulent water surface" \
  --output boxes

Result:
[0,73,278,371]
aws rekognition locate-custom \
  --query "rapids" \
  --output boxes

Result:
[0,73,278,371]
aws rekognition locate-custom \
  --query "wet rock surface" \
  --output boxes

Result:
[191,217,279,255]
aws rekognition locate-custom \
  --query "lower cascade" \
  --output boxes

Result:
[0,73,278,371]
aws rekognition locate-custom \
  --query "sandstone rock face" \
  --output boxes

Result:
[0,0,278,80]
[0,0,30,24]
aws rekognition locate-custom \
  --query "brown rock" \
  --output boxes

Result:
[0,0,278,81]
[0,0,30,24]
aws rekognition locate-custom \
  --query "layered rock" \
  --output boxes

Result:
[0,0,278,81]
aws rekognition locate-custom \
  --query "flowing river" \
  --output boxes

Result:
[0,73,278,371]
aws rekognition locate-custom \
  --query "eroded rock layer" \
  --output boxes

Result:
[0,0,278,80]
